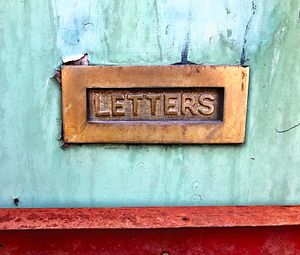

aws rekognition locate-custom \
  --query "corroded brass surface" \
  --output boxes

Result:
[62,65,249,144]
[88,88,224,122]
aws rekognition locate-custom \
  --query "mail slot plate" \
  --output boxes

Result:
[62,65,249,144]
[87,87,224,122]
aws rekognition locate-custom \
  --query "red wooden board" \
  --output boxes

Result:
[1,227,300,254]
[1,206,300,230]
[1,206,300,254]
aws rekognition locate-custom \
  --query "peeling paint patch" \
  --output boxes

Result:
[63,53,89,65]
[55,53,89,83]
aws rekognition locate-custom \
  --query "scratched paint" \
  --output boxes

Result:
[0,0,299,208]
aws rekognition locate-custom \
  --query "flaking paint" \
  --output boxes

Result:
[0,0,300,208]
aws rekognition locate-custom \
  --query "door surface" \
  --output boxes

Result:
[0,0,300,254]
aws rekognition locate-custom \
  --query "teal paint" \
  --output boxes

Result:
[0,0,300,208]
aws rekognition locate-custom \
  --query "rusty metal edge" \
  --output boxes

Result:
[1,206,300,230]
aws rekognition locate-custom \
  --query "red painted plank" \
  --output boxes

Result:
[1,226,300,254]
[1,206,300,230]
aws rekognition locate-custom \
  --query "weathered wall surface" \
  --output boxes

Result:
[0,0,299,208]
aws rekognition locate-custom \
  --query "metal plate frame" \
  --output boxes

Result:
[62,65,249,144]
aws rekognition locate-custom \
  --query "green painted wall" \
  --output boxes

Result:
[0,0,300,208]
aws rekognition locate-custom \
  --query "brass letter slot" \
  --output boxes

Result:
[62,65,249,144]
[87,88,224,122]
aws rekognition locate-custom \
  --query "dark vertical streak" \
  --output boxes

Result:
[181,31,190,64]
[47,0,58,60]
[173,8,196,65]
[153,0,163,61]
[181,9,192,64]
[240,1,257,66]
[24,0,34,87]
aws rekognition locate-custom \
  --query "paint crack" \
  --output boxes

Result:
[240,1,257,66]
[276,122,300,134]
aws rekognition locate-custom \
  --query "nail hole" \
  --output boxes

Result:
[182,216,189,222]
